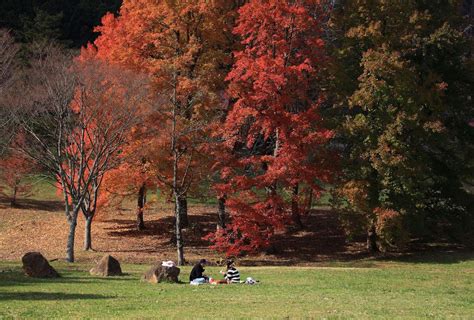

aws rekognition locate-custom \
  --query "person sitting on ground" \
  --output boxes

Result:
[220,259,240,284]
[189,259,208,284]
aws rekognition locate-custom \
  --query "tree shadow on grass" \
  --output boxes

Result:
[0,269,137,288]
[0,197,63,212]
[0,291,112,301]
[103,218,175,240]
[84,207,474,266]
[93,247,161,254]
[238,209,474,266]
[101,208,366,265]
[262,209,364,265]
[102,213,216,248]
[73,275,136,282]
[377,249,474,265]
[0,270,74,287]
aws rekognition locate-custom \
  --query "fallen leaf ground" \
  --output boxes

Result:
[0,196,369,265]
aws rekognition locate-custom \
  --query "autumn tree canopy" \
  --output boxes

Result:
[1,0,472,263]
[206,0,335,256]
[8,44,147,262]
[330,0,474,252]
[86,0,241,264]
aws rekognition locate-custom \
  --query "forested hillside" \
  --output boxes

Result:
[0,0,122,47]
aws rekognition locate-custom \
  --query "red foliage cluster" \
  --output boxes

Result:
[206,0,334,255]
[75,0,334,257]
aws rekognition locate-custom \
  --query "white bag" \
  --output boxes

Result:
[245,277,257,285]
[161,260,176,267]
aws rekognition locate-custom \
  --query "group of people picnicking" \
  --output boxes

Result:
[189,259,257,285]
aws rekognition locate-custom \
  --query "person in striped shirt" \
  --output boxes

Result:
[220,259,240,284]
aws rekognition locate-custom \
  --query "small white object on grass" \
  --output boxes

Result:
[245,277,257,285]
[161,260,175,267]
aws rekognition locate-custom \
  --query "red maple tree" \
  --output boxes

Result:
[207,0,334,256]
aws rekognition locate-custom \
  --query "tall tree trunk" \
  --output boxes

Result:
[178,194,189,228]
[268,129,280,195]
[367,222,379,253]
[291,184,303,229]
[305,188,313,214]
[171,73,185,266]
[136,184,146,231]
[217,196,226,230]
[84,215,92,251]
[66,214,78,262]
[10,186,17,207]
[175,193,185,266]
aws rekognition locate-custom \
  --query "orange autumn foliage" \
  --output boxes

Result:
[83,0,239,202]
[0,148,36,206]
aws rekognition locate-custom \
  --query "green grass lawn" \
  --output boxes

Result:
[1,252,473,319]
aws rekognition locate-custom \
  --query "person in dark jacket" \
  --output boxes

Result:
[189,259,208,283]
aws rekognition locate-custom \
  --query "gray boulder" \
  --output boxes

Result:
[90,255,122,276]
[143,264,180,283]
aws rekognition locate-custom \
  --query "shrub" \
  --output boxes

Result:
[374,207,409,252]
